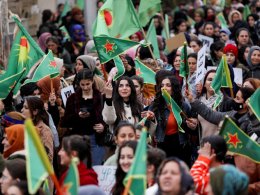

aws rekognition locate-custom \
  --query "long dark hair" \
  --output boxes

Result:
[113,76,142,121]
[152,76,182,118]
[112,140,138,195]
[24,96,49,126]
[62,135,92,168]
[201,69,216,96]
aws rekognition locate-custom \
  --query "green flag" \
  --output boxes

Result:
[59,0,71,24]
[211,55,232,93]
[59,26,71,41]
[248,88,260,121]
[162,89,185,133]
[134,58,156,84]
[43,179,51,195]
[1,16,44,79]
[243,5,251,21]
[187,16,196,27]
[220,0,225,9]
[93,0,141,38]
[93,35,139,64]
[76,0,85,10]
[62,158,80,195]
[179,43,189,78]
[219,117,260,163]
[147,19,160,59]
[24,50,59,84]
[25,119,50,194]
[138,0,161,27]
[162,14,170,40]
[113,56,125,81]
[217,12,228,28]
[123,128,147,195]
[0,69,26,100]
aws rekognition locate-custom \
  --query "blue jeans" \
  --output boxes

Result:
[89,134,105,165]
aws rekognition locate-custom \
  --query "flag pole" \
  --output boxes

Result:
[127,0,159,68]
[50,78,54,93]
[123,177,132,195]
[50,174,63,195]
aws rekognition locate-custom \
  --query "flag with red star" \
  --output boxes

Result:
[219,116,260,163]
[92,0,141,38]
[134,59,156,84]
[94,35,139,64]
[24,50,59,85]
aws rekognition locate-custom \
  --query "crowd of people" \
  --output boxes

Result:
[0,0,259,194]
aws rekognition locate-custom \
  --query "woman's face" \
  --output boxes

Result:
[190,41,200,53]
[79,79,93,93]
[118,80,131,101]
[47,40,58,54]
[194,13,202,23]
[2,134,11,153]
[232,13,240,24]
[178,22,187,33]
[21,100,31,119]
[204,24,214,37]
[0,168,13,194]
[115,126,136,147]
[159,161,181,195]
[161,78,172,95]
[226,52,236,65]
[130,34,140,42]
[188,57,197,75]
[173,55,181,70]
[154,18,160,28]
[58,147,71,166]
[75,60,84,73]
[220,32,229,42]
[250,50,260,65]
[119,146,134,173]
[248,16,255,27]
[204,72,216,94]
[132,80,142,96]
[237,30,249,46]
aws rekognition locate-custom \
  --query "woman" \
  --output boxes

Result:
[58,135,98,186]
[46,36,72,66]
[131,75,154,107]
[189,38,202,54]
[173,19,188,35]
[243,78,260,89]
[102,76,144,131]
[202,22,218,41]
[228,10,242,28]
[247,14,259,45]
[21,96,54,163]
[111,140,138,195]
[150,76,195,165]
[170,54,183,85]
[62,68,106,165]
[66,54,105,92]
[182,53,197,101]
[245,46,260,79]
[2,124,24,159]
[0,159,26,195]
[155,157,194,195]
[104,121,136,166]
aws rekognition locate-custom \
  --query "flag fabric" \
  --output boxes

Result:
[59,0,71,24]
[24,50,59,84]
[62,158,80,195]
[161,89,185,133]
[179,43,189,78]
[138,0,161,27]
[43,179,51,195]
[187,16,196,27]
[0,69,26,100]
[219,0,225,9]
[162,14,170,40]
[113,56,125,81]
[134,58,156,84]
[94,35,139,64]
[137,117,147,127]
[123,128,147,195]
[211,55,232,93]
[217,12,228,28]
[1,16,44,79]
[92,0,141,38]
[76,0,85,10]
[25,119,54,194]
[146,19,160,59]
[243,5,251,21]
[59,26,71,42]
[248,88,260,121]
[219,117,260,163]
